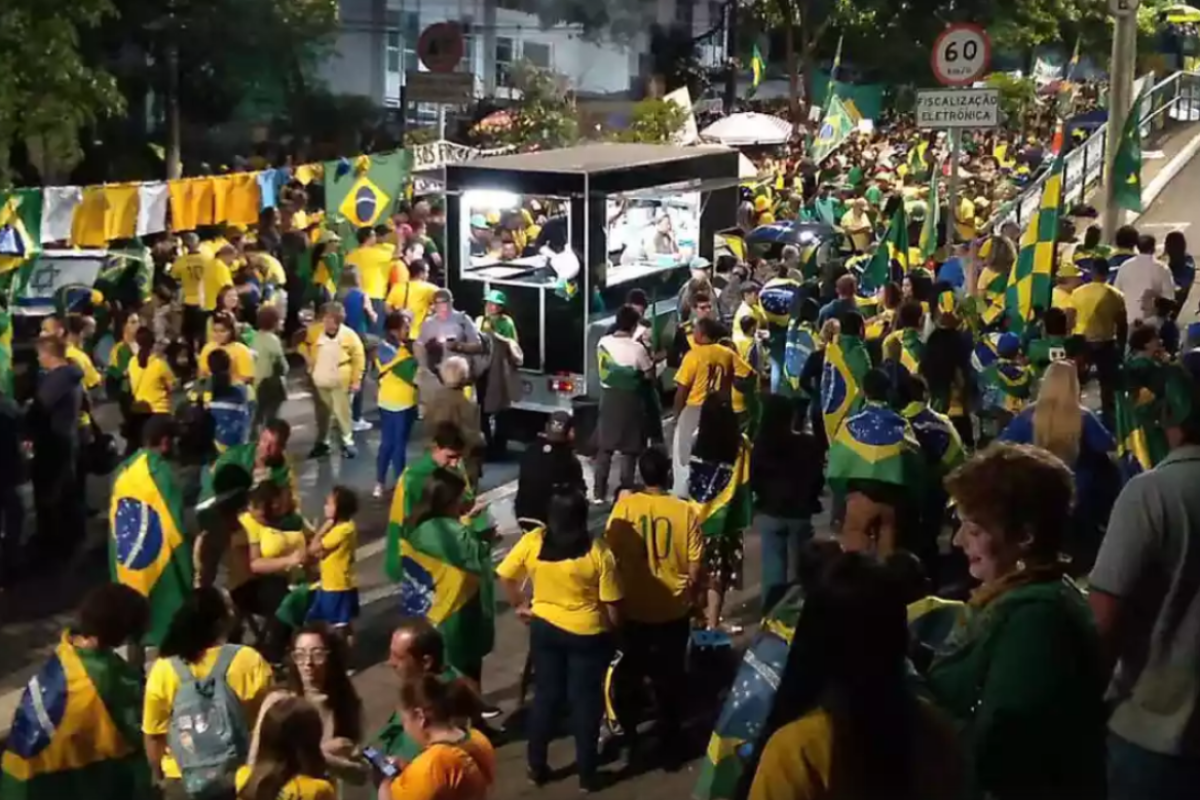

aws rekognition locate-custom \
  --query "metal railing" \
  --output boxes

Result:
[988,70,1200,233]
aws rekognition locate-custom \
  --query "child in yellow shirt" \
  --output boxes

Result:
[306,485,360,635]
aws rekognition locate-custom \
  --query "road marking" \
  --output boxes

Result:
[1139,221,1191,230]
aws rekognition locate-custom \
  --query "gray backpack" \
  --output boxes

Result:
[166,645,250,798]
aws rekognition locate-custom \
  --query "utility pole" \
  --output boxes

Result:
[723,0,738,114]
[1102,0,1140,242]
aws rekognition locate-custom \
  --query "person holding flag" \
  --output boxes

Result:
[0,585,155,800]
[109,415,193,650]
[821,311,873,442]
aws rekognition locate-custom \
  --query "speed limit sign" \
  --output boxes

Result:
[931,23,991,86]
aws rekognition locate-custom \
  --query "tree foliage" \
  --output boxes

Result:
[986,72,1038,126]
[520,0,660,43]
[473,62,581,152]
[614,99,689,143]
[0,0,125,186]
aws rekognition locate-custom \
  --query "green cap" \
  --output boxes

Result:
[484,289,508,306]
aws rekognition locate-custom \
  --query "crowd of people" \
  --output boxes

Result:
[0,108,1199,800]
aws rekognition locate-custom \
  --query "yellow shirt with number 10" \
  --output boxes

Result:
[605,491,701,624]
[676,342,735,408]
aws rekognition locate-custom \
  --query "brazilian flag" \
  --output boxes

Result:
[197,442,298,522]
[781,320,817,398]
[396,517,495,675]
[1114,387,1153,479]
[902,402,966,478]
[108,450,192,646]
[385,452,490,583]
[324,151,412,240]
[693,596,797,800]
[826,402,923,492]
[980,359,1033,414]
[689,436,753,539]
[821,334,872,441]
[1,635,154,799]
[884,327,923,374]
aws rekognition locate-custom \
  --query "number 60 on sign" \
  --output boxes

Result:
[931,23,992,86]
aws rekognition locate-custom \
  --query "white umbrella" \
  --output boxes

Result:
[738,153,759,180]
[700,112,793,146]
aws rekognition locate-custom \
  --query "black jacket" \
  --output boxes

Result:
[514,439,585,525]
[27,363,83,447]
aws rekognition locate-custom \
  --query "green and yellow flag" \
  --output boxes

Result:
[1114,386,1153,479]
[0,307,12,397]
[750,44,766,91]
[821,334,872,441]
[324,151,412,240]
[862,204,910,292]
[396,516,494,674]
[810,94,856,166]
[108,450,192,646]
[907,140,929,178]
[689,437,753,539]
[826,403,923,493]
[0,189,41,275]
[1112,94,1144,213]
[902,402,966,478]
[1,635,154,799]
[1004,153,1064,329]
[919,165,941,261]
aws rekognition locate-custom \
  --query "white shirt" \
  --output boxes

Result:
[597,333,652,389]
[1114,254,1175,325]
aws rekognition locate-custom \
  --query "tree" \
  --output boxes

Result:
[0,0,125,186]
[614,99,689,143]
[521,0,660,43]
[472,62,581,152]
[986,72,1038,129]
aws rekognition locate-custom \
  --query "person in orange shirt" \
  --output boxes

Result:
[380,674,495,800]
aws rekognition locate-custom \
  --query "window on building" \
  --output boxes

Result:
[385,10,402,74]
[402,11,420,73]
[496,36,514,87]
[523,41,550,69]
[457,17,474,73]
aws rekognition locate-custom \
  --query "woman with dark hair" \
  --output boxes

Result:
[246,624,365,787]
[126,325,175,455]
[925,443,1107,800]
[750,553,966,800]
[497,490,623,792]
[400,468,493,682]
[236,696,335,800]
[690,394,753,630]
[378,675,495,800]
[200,347,252,453]
[920,312,976,447]
[143,587,274,795]
[1164,229,1194,307]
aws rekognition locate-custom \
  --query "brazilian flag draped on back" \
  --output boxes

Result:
[1113,387,1153,480]
[694,585,804,800]
[385,452,490,583]
[821,334,872,441]
[396,516,495,675]
[689,436,753,539]
[324,151,412,243]
[1,635,154,799]
[826,402,923,493]
[108,450,192,646]
[902,402,966,478]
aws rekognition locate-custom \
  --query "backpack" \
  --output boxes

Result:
[166,645,250,799]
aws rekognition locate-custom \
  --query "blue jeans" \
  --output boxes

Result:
[769,353,785,394]
[376,407,416,485]
[1109,733,1200,800]
[757,513,814,612]
[528,618,613,783]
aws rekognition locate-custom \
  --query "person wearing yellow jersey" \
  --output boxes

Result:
[604,449,700,761]
[344,227,393,335]
[673,317,735,495]
[953,194,977,243]
[374,311,419,498]
[63,314,102,393]
[126,326,176,450]
[142,587,274,792]
[170,233,233,375]
[497,490,622,792]
[236,696,336,800]
[198,312,257,388]
[1053,259,1083,331]
[732,282,767,347]
[305,486,360,632]
[1071,257,1127,427]
[385,259,439,339]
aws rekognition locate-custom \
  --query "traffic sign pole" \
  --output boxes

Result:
[1103,0,1140,242]
[948,128,962,245]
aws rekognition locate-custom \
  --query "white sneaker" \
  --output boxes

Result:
[372,484,384,499]
[353,419,373,432]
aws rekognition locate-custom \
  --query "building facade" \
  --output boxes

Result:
[320,0,728,107]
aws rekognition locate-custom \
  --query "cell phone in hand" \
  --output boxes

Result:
[361,746,400,779]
